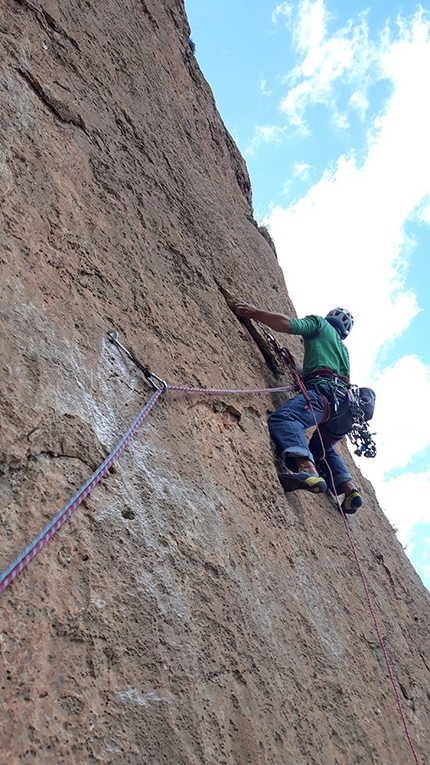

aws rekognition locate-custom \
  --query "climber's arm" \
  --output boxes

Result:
[234,302,291,334]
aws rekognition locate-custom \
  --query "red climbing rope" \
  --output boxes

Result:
[302,383,421,765]
[301,382,420,765]
[261,325,421,765]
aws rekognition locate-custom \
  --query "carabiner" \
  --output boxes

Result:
[108,331,167,393]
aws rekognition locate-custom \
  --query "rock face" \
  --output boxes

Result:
[1,1,429,763]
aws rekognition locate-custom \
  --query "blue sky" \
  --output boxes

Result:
[185,0,430,591]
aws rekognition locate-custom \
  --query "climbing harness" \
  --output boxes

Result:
[304,371,348,416]
[256,321,377,457]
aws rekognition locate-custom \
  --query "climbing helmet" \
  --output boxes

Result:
[325,307,354,339]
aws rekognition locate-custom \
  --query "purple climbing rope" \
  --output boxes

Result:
[0,386,164,593]
[0,380,293,594]
[167,384,295,394]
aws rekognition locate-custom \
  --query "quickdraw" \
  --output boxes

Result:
[108,331,167,391]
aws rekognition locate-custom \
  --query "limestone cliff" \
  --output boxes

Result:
[1,1,429,763]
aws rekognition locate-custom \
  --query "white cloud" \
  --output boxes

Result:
[349,89,369,118]
[293,161,312,179]
[279,1,378,131]
[331,110,349,129]
[260,78,272,96]
[278,3,430,135]
[420,561,430,581]
[412,198,430,224]
[369,470,430,545]
[267,7,430,381]
[354,355,430,550]
[245,125,286,155]
[272,2,294,26]
[267,150,421,380]
[293,0,326,52]
[281,180,293,196]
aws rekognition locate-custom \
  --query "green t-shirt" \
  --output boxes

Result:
[289,315,350,380]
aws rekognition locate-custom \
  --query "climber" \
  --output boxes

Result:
[234,303,362,514]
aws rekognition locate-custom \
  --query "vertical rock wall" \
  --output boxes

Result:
[1,1,429,763]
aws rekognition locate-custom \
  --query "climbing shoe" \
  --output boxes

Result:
[341,490,363,514]
[279,471,327,494]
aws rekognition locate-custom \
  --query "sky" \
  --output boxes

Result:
[184,0,430,591]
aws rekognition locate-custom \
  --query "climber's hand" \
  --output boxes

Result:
[234,302,259,319]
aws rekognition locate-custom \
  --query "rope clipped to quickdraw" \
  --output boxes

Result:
[108,331,167,391]
[0,334,296,594]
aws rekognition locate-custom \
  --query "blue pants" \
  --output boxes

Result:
[267,388,352,493]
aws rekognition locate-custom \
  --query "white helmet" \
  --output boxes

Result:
[325,308,354,339]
